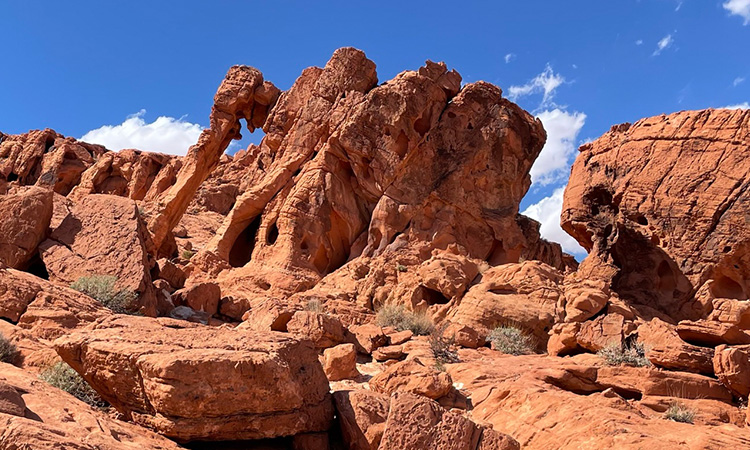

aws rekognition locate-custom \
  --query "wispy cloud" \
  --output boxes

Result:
[722,102,750,109]
[723,0,750,24]
[733,76,746,87]
[522,186,587,256]
[81,110,203,156]
[504,53,516,64]
[530,109,587,186]
[635,39,644,46]
[508,64,565,107]
[652,34,674,56]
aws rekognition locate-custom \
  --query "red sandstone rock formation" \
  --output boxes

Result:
[0,362,181,449]
[562,109,750,321]
[53,315,333,442]
[3,48,749,449]
[146,66,280,252]
[0,186,52,269]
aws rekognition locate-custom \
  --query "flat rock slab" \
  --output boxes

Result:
[53,315,333,442]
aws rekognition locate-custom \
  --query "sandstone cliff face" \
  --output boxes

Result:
[563,109,750,321]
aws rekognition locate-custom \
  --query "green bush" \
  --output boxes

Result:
[597,342,651,367]
[488,326,534,356]
[181,249,196,260]
[429,324,459,369]
[0,333,19,364]
[70,275,137,314]
[39,362,107,408]
[665,402,695,424]
[376,304,434,336]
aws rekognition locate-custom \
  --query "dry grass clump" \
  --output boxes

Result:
[0,333,19,364]
[664,402,695,424]
[70,275,137,314]
[597,342,651,367]
[39,361,107,408]
[430,324,459,371]
[488,326,534,356]
[304,299,323,313]
[376,304,434,336]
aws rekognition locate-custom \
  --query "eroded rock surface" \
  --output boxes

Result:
[562,109,750,321]
[53,315,334,442]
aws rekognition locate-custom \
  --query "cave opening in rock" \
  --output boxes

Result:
[6,172,18,182]
[266,221,279,245]
[419,285,450,305]
[25,254,49,280]
[228,215,262,268]
[711,275,746,300]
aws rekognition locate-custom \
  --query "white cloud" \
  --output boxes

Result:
[723,0,750,24]
[652,34,674,56]
[508,64,565,107]
[733,76,746,87]
[522,186,586,256]
[722,102,750,109]
[635,39,644,45]
[504,53,516,64]
[81,110,203,156]
[531,109,587,186]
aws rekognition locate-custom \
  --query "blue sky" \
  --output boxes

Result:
[1,1,748,256]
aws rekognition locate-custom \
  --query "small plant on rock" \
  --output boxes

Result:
[396,264,407,273]
[664,402,695,424]
[70,275,137,314]
[597,342,651,367]
[181,249,196,260]
[429,323,459,370]
[304,299,323,313]
[0,333,19,364]
[39,361,107,408]
[376,304,434,336]
[488,326,534,356]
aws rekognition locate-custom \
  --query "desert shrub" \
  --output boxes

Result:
[429,324,459,369]
[70,275,137,314]
[0,333,19,364]
[304,299,323,313]
[376,304,434,336]
[396,264,407,273]
[597,342,651,367]
[488,326,534,356]
[39,362,107,408]
[665,402,695,424]
[181,249,196,260]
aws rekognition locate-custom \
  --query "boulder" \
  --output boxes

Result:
[372,345,405,362]
[448,261,563,348]
[379,392,518,450]
[0,362,181,449]
[53,315,333,442]
[287,310,349,349]
[0,186,53,269]
[0,267,110,339]
[39,194,157,315]
[171,282,221,316]
[333,390,390,450]
[713,345,750,398]
[637,319,715,374]
[323,343,359,381]
[369,359,453,400]
[351,323,389,354]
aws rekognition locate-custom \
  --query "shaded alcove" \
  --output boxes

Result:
[228,215,262,268]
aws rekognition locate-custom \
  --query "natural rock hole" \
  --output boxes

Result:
[228,215,262,268]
